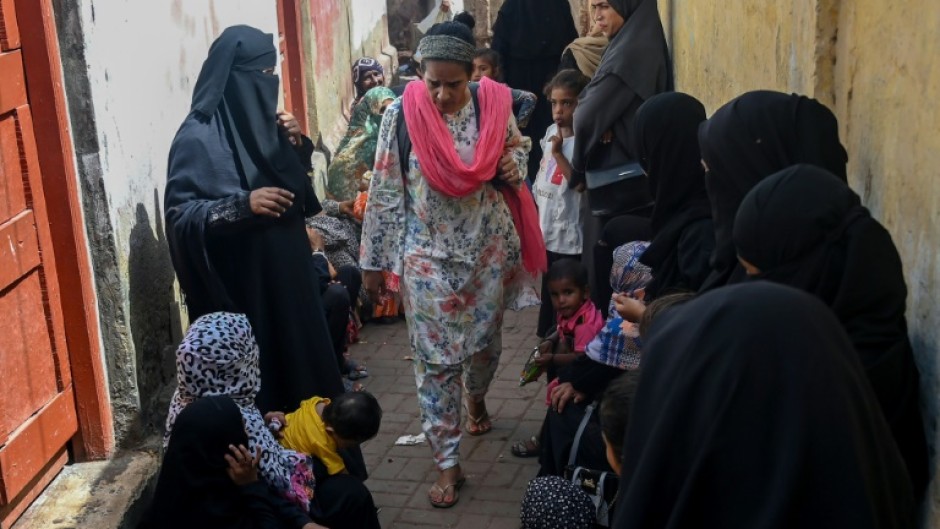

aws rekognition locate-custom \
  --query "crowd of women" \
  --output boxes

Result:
[149,0,929,525]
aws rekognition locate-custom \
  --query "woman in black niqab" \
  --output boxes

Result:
[142,396,313,529]
[633,92,714,299]
[734,164,928,499]
[164,26,345,413]
[697,90,848,289]
[614,282,915,529]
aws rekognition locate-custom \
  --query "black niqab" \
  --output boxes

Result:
[615,282,915,529]
[164,26,345,414]
[633,92,713,297]
[698,91,848,289]
[734,164,928,498]
[145,396,252,528]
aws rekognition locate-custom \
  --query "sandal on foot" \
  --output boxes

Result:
[465,410,492,436]
[511,436,541,458]
[428,477,466,508]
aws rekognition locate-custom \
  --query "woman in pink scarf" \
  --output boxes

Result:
[361,22,543,508]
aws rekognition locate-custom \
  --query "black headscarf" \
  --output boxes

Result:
[490,0,578,60]
[614,282,915,529]
[593,0,672,100]
[570,0,672,185]
[633,92,713,298]
[146,396,251,528]
[698,91,848,289]
[734,164,928,497]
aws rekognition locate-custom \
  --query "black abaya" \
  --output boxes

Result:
[615,283,915,528]
[633,93,714,299]
[143,396,312,529]
[164,26,344,413]
[491,0,578,180]
[570,0,671,296]
[697,90,848,290]
[734,165,928,499]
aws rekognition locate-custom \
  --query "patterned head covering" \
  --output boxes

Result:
[416,34,475,64]
[164,312,315,508]
[610,240,653,294]
[351,57,384,98]
[586,241,652,370]
[327,86,396,201]
[520,476,595,529]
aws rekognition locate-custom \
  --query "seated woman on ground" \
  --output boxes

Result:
[733,163,928,500]
[143,396,326,529]
[165,312,381,529]
[613,282,915,528]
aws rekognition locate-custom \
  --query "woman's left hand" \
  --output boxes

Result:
[277,110,302,146]
[225,444,261,486]
[550,382,586,414]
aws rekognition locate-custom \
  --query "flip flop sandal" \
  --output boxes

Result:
[428,477,466,509]
[465,410,492,436]
[510,436,541,458]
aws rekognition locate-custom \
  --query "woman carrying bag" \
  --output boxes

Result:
[570,0,671,306]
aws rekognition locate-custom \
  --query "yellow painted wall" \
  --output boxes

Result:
[660,0,940,521]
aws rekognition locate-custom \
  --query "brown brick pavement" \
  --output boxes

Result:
[353,307,545,529]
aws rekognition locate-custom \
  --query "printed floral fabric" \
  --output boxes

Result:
[361,98,539,365]
[414,337,501,470]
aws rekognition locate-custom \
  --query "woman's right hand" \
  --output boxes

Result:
[339,200,356,217]
[362,270,386,303]
[250,187,294,217]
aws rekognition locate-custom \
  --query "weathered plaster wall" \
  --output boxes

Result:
[660,0,940,522]
[56,0,281,447]
[302,0,395,151]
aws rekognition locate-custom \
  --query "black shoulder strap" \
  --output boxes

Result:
[396,83,481,177]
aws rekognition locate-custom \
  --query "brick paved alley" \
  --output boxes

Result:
[354,307,544,529]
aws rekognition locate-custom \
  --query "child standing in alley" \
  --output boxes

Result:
[472,48,538,129]
[533,69,591,338]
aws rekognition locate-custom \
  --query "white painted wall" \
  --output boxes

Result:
[77,0,279,259]
[350,0,389,47]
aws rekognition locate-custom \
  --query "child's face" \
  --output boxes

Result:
[549,87,578,129]
[548,277,589,318]
[471,57,496,82]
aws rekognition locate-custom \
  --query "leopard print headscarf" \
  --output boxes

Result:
[164,312,315,507]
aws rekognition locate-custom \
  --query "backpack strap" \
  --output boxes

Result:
[568,402,597,467]
[396,82,481,178]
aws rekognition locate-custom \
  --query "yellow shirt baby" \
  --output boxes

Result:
[280,396,346,475]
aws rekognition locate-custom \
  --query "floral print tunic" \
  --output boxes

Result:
[360,97,539,365]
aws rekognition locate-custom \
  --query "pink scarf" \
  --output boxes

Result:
[402,77,546,275]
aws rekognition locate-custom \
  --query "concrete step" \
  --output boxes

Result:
[12,446,160,529]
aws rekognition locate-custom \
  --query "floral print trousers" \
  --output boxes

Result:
[414,334,502,470]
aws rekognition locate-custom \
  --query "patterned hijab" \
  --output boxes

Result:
[164,312,315,508]
[327,87,396,201]
[351,57,384,99]
[585,241,652,370]
[521,476,596,529]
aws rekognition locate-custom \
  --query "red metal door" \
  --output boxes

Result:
[0,0,79,525]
